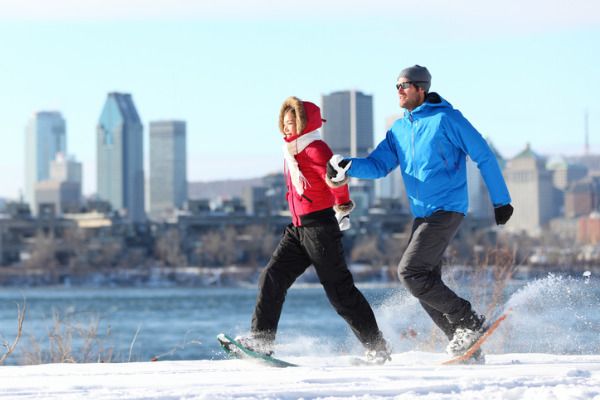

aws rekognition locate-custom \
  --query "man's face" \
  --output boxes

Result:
[396,79,425,111]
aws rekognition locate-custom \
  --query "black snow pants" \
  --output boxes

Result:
[398,210,475,339]
[251,208,384,349]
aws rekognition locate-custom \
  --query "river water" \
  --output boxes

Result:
[0,272,598,365]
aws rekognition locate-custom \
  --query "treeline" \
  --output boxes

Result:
[8,219,599,274]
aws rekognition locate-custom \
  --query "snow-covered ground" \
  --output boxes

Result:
[1,352,599,399]
[1,274,598,398]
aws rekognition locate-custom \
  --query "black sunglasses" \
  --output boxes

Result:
[396,81,426,90]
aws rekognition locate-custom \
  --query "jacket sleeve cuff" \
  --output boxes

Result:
[333,200,354,215]
[326,174,349,188]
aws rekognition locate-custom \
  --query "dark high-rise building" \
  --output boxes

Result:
[321,90,375,207]
[149,120,187,220]
[97,93,145,222]
[321,90,374,157]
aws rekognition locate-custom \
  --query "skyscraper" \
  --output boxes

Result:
[24,111,66,214]
[504,143,554,236]
[321,90,374,157]
[97,93,145,222]
[321,90,375,207]
[149,120,187,219]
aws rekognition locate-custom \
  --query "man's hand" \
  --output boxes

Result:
[334,200,354,231]
[326,154,352,187]
[494,204,513,225]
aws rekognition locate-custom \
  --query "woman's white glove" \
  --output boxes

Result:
[334,200,354,231]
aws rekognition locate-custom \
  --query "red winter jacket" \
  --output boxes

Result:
[281,100,350,226]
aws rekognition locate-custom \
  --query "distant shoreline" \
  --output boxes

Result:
[0,264,597,288]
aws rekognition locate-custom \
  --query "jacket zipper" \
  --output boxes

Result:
[285,165,299,225]
[409,113,419,200]
[301,194,313,203]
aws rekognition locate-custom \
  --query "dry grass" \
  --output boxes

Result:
[20,311,114,365]
[418,246,519,352]
[469,246,523,353]
[150,330,202,362]
[471,246,518,316]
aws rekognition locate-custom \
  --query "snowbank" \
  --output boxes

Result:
[1,352,599,399]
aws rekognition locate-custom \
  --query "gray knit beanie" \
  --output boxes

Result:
[398,65,431,92]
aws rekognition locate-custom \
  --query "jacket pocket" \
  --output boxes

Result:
[301,194,313,203]
[437,143,453,179]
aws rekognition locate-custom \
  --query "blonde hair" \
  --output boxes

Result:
[279,97,306,134]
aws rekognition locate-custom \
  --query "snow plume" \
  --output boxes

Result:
[370,289,448,354]
[277,334,340,358]
[358,272,600,357]
[499,272,600,354]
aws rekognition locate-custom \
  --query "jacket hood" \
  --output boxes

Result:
[405,92,453,118]
[279,96,324,139]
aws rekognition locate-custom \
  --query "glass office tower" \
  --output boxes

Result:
[149,120,187,220]
[25,111,66,214]
[97,92,145,222]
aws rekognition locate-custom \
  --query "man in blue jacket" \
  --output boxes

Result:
[326,65,514,362]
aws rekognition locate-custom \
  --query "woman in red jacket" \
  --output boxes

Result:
[238,96,391,364]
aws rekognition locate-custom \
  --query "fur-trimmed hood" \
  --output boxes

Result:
[279,96,324,137]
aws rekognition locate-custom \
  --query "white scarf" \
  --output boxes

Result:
[283,130,321,195]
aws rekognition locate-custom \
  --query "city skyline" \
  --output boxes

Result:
[1,0,599,199]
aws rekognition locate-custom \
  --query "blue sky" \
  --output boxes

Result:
[1,0,599,199]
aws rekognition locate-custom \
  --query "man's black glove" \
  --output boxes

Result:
[494,204,513,225]
[326,155,352,187]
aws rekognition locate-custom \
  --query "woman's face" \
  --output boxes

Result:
[282,110,298,138]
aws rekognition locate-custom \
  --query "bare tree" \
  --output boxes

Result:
[90,238,124,269]
[62,227,88,270]
[197,231,222,266]
[220,228,238,266]
[261,230,278,260]
[381,234,406,271]
[155,228,186,267]
[0,301,26,365]
[350,235,383,266]
[25,232,59,269]
[242,225,277,266]
[198,228,239,266]
[117,247,149,270]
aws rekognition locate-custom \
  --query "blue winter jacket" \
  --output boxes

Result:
[348,93,511,218]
